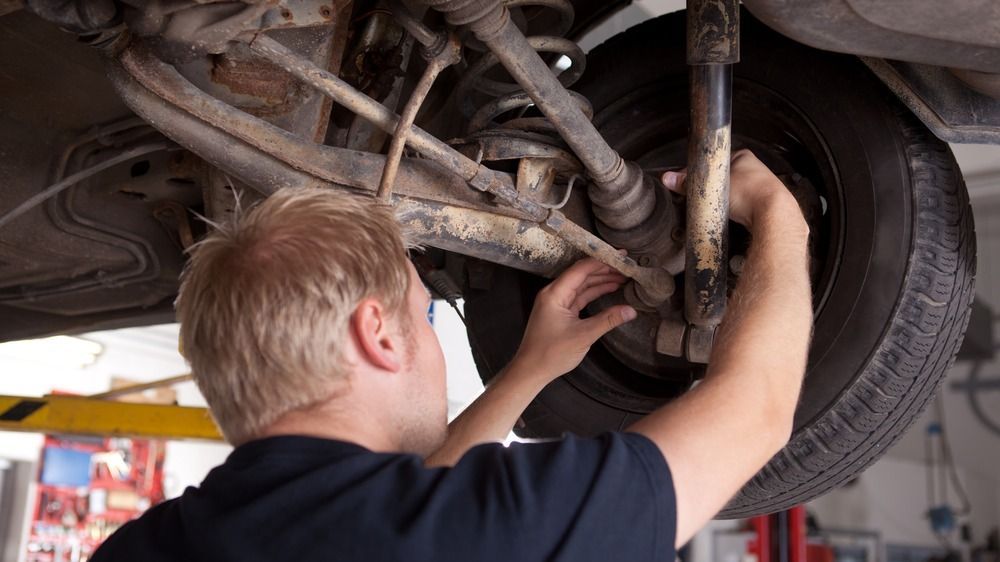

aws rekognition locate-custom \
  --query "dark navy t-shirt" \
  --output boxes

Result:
[92,432,676,561]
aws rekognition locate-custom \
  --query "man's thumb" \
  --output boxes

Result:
[586,305,638,339]
[662,170,687,194]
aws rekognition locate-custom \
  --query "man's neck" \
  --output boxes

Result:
[255,397,399,453]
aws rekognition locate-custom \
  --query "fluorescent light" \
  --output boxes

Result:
[0,336,104,369]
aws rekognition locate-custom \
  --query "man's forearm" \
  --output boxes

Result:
[425,359,545,467]
[704,197,812,417]
[629,195,812,546]
[425,257,637,468]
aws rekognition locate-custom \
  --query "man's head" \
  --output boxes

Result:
[176,188,447,453]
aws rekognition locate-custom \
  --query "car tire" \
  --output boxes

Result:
[463,9,976,516]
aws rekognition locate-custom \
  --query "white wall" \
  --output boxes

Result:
[578,0,684,53]
[431,300,485,419]
[809,455,999,549]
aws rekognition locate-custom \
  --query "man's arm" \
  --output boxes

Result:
[629,150,813,546]
[425,259,637,467]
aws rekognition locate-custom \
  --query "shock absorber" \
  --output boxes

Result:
[682,0,739,362]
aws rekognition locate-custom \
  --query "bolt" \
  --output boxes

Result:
[729,255,746,275]
[638,255,652,267]
[319,5,332,18]
[280,8,292,20]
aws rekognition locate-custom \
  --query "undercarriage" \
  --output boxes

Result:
[0,0,988,515]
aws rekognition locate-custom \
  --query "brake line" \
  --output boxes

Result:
[0,142,170,229]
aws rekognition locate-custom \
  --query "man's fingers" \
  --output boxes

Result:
[578,272,627,293]
[581,305,638,341]
[548,258,617,298]
[571,281,624,313]
[662,170,688,195]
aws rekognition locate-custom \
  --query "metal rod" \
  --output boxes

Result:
[108,57,587,277]
[378,36,461,201]
[109,45,609,280]
[684,64,732,329]
[109,58,331,192]
[686,0,740,66]
[387,0,440,48]
[116,43,511,213]
[543,210,674,303]
[432,2,659,231]
[480,16,622,182]
[397,199,579,277]
[682,0,739,362]
[248,35,505,196]
[88,374,193,400]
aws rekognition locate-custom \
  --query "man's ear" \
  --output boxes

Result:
[350,298,403,373]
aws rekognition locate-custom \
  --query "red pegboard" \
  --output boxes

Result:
[25,434,165,562]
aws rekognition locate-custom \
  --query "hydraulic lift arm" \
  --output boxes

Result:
[0,393,222,442]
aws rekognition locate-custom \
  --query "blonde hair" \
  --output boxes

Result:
[176,188,412,444]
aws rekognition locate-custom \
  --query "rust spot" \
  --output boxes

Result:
[210,52,301,114]
[404,203,568,265]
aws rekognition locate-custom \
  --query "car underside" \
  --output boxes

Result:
[0,0,995,515]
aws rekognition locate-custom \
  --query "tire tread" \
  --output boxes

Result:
[721,108,976,516]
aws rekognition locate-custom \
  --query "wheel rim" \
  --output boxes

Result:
[561,76,845,414]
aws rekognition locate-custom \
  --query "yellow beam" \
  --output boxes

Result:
[0,394,223,441]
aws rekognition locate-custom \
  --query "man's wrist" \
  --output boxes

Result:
[751,191,810,240]
[501,354,557,389]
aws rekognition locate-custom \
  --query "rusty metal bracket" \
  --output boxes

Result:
[675,0,740,363]
[377,33,462,201]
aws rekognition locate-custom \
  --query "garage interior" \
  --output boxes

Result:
[1,0,999,561]
[2,141,998,558]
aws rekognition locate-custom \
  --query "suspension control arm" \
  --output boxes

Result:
[247,35,672,300]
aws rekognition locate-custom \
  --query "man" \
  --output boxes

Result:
[92,151,811,561]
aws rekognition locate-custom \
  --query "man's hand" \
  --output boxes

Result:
[511,258,638,382]
[663,149,806,232]
[425,258,637,467]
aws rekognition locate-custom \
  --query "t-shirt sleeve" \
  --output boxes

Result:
[418,432,676,562]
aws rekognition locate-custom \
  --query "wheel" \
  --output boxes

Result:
[463,9,976,516]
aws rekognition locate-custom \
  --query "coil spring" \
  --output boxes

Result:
[455,0,593,136]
